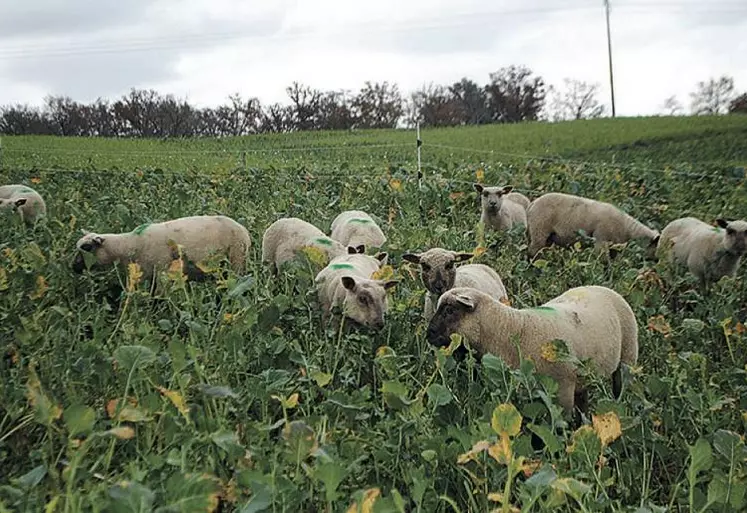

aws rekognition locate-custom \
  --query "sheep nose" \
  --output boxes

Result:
[72,253,85,274]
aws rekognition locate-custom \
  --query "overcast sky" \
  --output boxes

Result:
[0,0,745,116]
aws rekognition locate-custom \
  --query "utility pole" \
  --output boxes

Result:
[604,0,616,117]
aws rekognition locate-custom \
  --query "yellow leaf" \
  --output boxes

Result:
[300,245,328,267]
[376,346,395,358]
[592,411,622,447]
[566,425,598,454]
[106,397,138,418]
[487,434,513,465]
[521,459,543,477]
[648,315,672,338]
[29,275,48,300]
[346,488,381,513]
[487,492,503,502]
[389,178,402,192]
[499,296,511,306]
[107,426,135,439]
[31,177,42,184]
[473,246,487,258]
[457,440,491,464]
[166,258,185,281]
[114,405,152,423]
[476,168,485,183]
[157,386,190,420]
[285,393,299,408]
[127,262,143,292]
[540,342,558,362]
[491,403,522,437]
[371,265,394,281]
[0,267,8,291]
[44,495,60,513]
[223,313,234,323]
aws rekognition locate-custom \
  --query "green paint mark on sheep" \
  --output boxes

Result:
[20,188,34,194]
[531,306,558,314]
[314,237,334,246]
[330,263,356,270]
[348,218,372,224]
[132,223,151,235]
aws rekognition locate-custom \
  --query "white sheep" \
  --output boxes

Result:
[330,210,387,249]
[72,215,251,280]
[526,192,659,258]
[314,252,397,328]
[427,285,639,413]
[0,184,47,225]
[262,217,361,273]
[656,216,747,287]
[473,184,530,232]
[402,248,508,321]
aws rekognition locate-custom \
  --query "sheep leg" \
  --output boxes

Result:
[557,382,576,414]
[612,366,623,399]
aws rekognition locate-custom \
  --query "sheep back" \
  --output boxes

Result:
[330,210,387,248]
[262,217,346,271]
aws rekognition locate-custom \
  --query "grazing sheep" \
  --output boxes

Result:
[315,252,397,328]
[330,210,387,249]
[474,184,530,232]
[427,285,639,413]
[402,248,508,321]
[262,217,361,273]
[72,215,251,280]
[0,184,46,225]
[526,192,659,258]
[656,216,747,287]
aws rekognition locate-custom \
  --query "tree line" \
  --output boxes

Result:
[1,65,744,137]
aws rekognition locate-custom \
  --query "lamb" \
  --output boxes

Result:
[526,192,659,258]
[402,248,508,321]
[314,252,397,328]
[474,184,530,232]
[656,216,747,287]
[0,184,47,225]
[72,215,251,280]
[330,210,387,249]
[262,217,362,273]
[426,285,639,413]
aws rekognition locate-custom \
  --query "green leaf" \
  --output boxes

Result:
[64,404,96,437]
[309,369,333,388]
[313,461,346,504]
[156,473,220,513]
[688,438,713,488]
[108,481,155,513]
[426,384,452,407]
[525,467,557,489]
[258,305,280,331]
[113,345,156,372]
[528,424,563,454]
[13,465,46,489]
[381,380,413,410]
[390,488,406,513]
[551,477,591,501]
[239,483,273,513]
[228,276,255,298]
[707,474,729,506]
[210,430,244,454]
[491,403,522,437]
[713,429,745,461]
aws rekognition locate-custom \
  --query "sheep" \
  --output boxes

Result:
[72,215,251,280]
[0,184,47,225]
[330,210,387,249]
[314,252,397,328]
[656,216,747,287]
[526,192,659,258]
[426,285,639,413]
[261,217,363,273]
[402,248,508,321]
[473,184,530,232]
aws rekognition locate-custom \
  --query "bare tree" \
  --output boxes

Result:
[546,79,605,121]
[409,83,461,127]
[352,81,404,129]
[661,95,684,116]
[286,82,323,131]
[485,65,546,123]
[729,93,747,114]
[689,75,736,115]
[449,78,489,125]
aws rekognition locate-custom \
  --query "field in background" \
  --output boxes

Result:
[1,116,747,512]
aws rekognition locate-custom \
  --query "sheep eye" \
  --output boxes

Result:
[482,191,489,197]
[358,296,369,306]
[80,243,93,252]
[727,228,735,235]
[443,305,454,316]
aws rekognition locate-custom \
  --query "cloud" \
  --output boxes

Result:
[0,0,745,115]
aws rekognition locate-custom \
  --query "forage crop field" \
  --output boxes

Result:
[1,116,747,512]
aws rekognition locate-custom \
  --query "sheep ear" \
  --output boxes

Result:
[716,218,729,229]
[501,186,513,194]
[14,198,27,207]
[453,252,473,263]
[380,279,399,290]
[341,276,357,291]
[346,245,357,254]
[375,252,388,264]
[355,244,366,254]
[473,183,484,193]
[81,228,91,235]
[401,253,421,264]
[93,236,105,246]
[454,294,475,310]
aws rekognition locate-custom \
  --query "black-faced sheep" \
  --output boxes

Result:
[526,192,659,258]
[330,210,387,249]
[0,184,46,225]
[402,248,508,321]
[73,215,251,280]
[656,216,747,287]
[426,285,639,413]
[474,184,530,232]
[315,253,397,329]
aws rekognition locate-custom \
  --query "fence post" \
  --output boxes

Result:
[416,123,424,220]
[242,150,247,173]
[0,136,3,171]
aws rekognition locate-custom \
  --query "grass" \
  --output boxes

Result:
[1,115,747,512]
